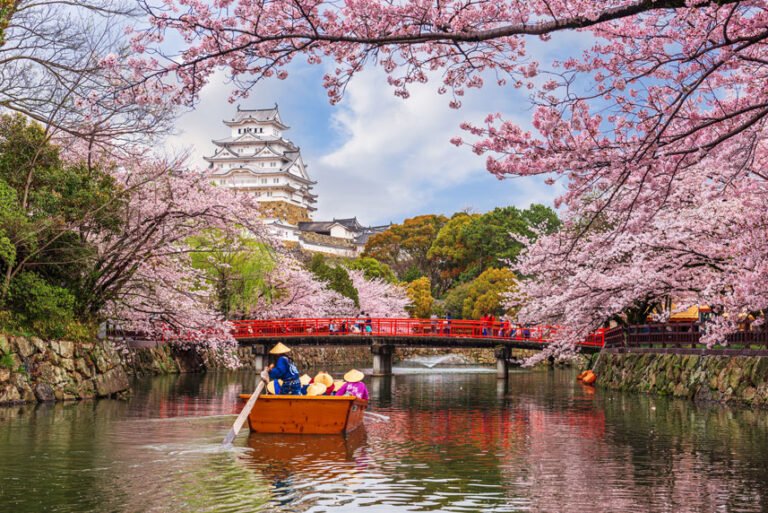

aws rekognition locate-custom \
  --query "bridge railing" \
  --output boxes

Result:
[601,323,768,351]
[231,318,607,347]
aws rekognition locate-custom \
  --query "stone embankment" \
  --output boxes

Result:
[592,352,768,407]
[0,334,129,405]
[233,345,513,369]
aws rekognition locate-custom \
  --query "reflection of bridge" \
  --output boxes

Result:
[232,318,605,378]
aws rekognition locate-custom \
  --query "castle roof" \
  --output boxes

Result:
[223,104,289,129]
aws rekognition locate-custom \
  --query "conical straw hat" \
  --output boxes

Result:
[299,374,311,386]
[269,342,291,354]
[267,380,277,394]
[314,372,334,387]
[333,380,345,390]
[343,369,365,383]
[306,382,327,396]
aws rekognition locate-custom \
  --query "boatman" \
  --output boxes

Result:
[260,343,302,395]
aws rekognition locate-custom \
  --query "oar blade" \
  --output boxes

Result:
[222,427,238,446]
[222,380,265,446]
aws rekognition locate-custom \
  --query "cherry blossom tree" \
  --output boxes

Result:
[349,269,410,318]
[81,158,272,360]
[0,1,176,158]
[255,259,356,318]
[131,0,768,347]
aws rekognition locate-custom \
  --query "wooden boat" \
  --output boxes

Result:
[238,394,367,434]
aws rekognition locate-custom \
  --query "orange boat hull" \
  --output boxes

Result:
[238,394,367,434]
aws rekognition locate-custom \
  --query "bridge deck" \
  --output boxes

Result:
[231,318,605,353]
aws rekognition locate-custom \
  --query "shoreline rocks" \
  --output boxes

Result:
[591,351,768,408]
[0,334,129,406]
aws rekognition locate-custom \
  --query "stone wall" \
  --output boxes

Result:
[592,351,768,407]
[0,334,130,406]
[233,345,500,370]
[120,344,206,376]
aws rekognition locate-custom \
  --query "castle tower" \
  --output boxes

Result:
[205,105,317,227]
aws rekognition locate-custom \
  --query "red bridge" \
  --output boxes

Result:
[232,318,605,378]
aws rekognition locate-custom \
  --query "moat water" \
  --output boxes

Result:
[1,367,768,512]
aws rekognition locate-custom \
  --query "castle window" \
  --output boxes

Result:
[270,162,277,167]
[273,178,279,183]
[261,178,267,184]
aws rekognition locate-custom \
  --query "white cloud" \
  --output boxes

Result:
[313,68,563,224]
[163,46,589,225]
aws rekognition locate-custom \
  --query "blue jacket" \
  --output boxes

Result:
[269,355,299,382]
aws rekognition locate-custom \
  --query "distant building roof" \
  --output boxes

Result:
[332,217,364,231]
[224,104,289,129]
[298,221,340,233]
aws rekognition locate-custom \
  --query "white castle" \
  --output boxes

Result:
[205,105,387,256]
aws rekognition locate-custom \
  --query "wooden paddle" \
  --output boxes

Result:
[222,380,265,445]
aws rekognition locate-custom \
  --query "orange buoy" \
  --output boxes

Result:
[576,371,589,381]
[582,370,597,385]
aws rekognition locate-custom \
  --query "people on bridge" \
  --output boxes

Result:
[334,369,369,401]
[261,343,303,395]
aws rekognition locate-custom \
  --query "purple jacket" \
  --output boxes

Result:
[334,381,369,401]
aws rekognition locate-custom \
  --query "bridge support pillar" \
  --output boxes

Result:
[494,346,510,380]
[371,341,393,377]
[250,344,268,370]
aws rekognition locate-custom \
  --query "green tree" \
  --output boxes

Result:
[189,232,276,318]
[443,282,472,319]
[8,271,76,339]
[364,214,448,291]
[463,205,559,272]
[405,277,433,318]
[309,254,359,307]
[345,257,397,283]
[0,115,119,329]
[427,212,480,286]
[461,268,517,319]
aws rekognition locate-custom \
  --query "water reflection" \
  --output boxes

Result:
[0,368,767,512]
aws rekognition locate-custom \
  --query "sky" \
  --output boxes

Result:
[164,36,587,226]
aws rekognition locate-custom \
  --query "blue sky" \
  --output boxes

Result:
[164,36,588,226]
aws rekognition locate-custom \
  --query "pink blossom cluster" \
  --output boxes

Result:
[90,159,272,364]
[127,1,768,349]
[253,258,357,318]
[349,270,410,318]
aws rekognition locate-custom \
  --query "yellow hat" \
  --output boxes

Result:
[343,369,365,383]
[299,374,311,386]
[306,382,327,396]
[269,342,291,355]
[314,372,334,388]
[267,379,282,395]
[333,380,345,390]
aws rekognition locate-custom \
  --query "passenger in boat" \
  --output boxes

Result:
[305,382,327,396]
[334,369,369,401]
[261,343,303,395]
[299,374,311,395]
[313,371,335,394]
